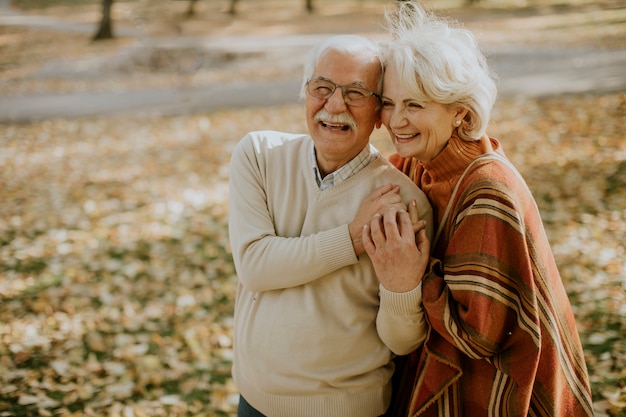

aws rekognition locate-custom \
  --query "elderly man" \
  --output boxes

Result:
[228,34,433,417]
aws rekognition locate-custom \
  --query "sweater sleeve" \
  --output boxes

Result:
[228,133,358,293]
[422,168,538,359]
[376,283,427,355]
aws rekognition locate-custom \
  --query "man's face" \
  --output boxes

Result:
[305,49,381,176]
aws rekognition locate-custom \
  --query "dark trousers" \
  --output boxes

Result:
[238,396,266,417]
[237,394,385,417]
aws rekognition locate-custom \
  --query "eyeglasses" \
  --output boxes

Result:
[306,78,380,107]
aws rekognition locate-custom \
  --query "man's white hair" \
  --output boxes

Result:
[300,34,384,101]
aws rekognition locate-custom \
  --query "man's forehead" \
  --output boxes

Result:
[317,48,380,65]
[313,50,381,82]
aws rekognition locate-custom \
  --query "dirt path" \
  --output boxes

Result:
[1,1,625,122]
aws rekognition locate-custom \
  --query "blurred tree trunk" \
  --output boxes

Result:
[228,0,312,15]
[187,0,198,16]
[93,0,114,40]
[228,0,239,15]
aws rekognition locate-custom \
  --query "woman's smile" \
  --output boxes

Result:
[393,132,420,143]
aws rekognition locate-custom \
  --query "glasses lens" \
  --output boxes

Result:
[343,87,371,106]
[308,79,335,99]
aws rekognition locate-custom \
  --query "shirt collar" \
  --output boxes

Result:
[311,144,374,190]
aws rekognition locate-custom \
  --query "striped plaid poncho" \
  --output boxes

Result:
[388,135,593,417]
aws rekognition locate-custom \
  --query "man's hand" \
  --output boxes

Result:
[350,184,404,256]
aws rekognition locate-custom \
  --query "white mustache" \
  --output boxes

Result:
[314,109,357,130]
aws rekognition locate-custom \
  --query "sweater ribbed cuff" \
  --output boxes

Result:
[379,283,423,317]
[317,224,359,274]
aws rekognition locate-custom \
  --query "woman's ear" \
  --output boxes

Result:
[376,119,383,129]
[455,107,469,121]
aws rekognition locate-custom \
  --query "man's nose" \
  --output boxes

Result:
[325,87,348,112]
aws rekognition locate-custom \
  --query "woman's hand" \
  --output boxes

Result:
[362,200,431,292]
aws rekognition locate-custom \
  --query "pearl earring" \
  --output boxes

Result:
[454,120,461,127]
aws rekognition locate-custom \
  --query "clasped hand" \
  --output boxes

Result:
[351,184,431,293]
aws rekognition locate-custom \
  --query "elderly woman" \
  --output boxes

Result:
[362,2,594,416]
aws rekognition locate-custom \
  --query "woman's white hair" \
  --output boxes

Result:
[383,1,497,141]
[299,34,384,101]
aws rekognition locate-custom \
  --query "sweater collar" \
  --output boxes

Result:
[422,134,496,181]
[311,142,378,190]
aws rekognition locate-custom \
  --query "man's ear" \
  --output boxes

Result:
[375,119,383,129]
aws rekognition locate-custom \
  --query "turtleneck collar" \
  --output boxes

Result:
[422,134,496,182]
[415,134,499,224]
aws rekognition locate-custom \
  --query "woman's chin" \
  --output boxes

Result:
[393,143,419,159]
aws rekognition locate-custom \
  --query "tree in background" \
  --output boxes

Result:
[187,0,199,16]
[228,0,239,15]
[93,0,114,40]
[95,0,316,35]
[229,0,314,15]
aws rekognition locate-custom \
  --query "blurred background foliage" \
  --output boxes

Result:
[1,0,625,416]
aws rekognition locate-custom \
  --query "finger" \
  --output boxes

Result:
[362,224,375,255]
[382,208,403,241]
[369,212,386,244]
[381,184,400,196]
[375,184,400,202]
[412,220,427,234]
[370,183,394,200]
[380,199,407,214]
[415,228,431,254]
[408,199,419,224]
[379,194,403,209]
[397,210,417,240]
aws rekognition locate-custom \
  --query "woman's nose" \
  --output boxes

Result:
[389,107,407,128]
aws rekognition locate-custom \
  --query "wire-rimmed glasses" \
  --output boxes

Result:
[306,78,380,107]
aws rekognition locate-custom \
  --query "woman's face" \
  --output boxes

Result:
[381,64,461,163]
